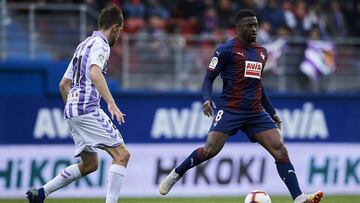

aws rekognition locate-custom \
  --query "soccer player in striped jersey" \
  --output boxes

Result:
[26,6,129,203]
[159,9,324,203]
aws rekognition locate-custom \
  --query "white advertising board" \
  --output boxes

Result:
[0,143,359,198]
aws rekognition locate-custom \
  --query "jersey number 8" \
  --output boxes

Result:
[215,110,224,122]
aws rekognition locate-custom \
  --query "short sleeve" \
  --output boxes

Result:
[207,48,229,74]
[89,39,110,70]
[63,60,74,80]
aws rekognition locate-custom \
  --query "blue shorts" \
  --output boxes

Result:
[209,109,277,142]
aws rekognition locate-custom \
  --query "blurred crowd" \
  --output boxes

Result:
[118,0,360,40]
[5,0,360,90]
[14,0,360,40]
[31,0,359,39]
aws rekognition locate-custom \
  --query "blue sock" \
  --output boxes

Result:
[38,187,45,200]
[276,162,302,200]
[175,147,206,176]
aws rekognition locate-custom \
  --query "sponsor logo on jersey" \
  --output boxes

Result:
[209,57,218,70]
[237,52,244,57]
[244,60,262,79]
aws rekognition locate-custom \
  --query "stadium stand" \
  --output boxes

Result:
[1,0,360,93]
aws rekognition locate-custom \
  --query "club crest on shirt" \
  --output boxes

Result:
[97,54,105,64]
[244,60,263,79]
[209,57,218,69]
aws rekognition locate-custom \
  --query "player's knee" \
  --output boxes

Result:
[122,149,131,163]
[80,162,98,175]
[203,145,219,159]
[274,144,289,162]
[113,148,130,165]
[88,162,98,173]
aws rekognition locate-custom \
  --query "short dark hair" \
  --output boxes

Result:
[98,5,123,30]
[235,9,256,24]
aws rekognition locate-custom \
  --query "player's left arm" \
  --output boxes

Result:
[91,65,125,124]
[261,86,282,130]
[261,48,281,129]
[89,40,125,124]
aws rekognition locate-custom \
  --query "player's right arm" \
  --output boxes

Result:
[202,71,217,117]
[202,48,228,117]
[59,77,72,104]
[59,60,75,104]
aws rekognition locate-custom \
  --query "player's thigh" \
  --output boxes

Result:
[242,110,278,142]
[253,128,288,159]
[66,118,98,158]
[104,143,130,166]
[71,109,124,148]
[204,131,228,156]
[90,109,124,143]
[209,109,243,136]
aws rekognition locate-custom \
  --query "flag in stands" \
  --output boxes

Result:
[300,40,336,80]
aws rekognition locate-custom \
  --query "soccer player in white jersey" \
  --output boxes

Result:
[26,6,129,203]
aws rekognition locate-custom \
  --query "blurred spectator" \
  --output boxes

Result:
[123,0,146,33]
[259,0,286,34]
[136,14,169,58]
[146,0,170,20]
[345,0,360,36]
[216,0,237,29]
[308,26,321,40]
[239,0,259,12]
[306,2,328,37]
[275,26,290,38]
[123,0,145,18]
[171,0,203,19]
[292,0,309,36]
[282,0,296,31]
[257,21,272,44]
[201,7,218,35]
[202,0,214,8]
[325,0,347,37]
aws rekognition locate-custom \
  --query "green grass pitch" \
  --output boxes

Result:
[2,196,360,203]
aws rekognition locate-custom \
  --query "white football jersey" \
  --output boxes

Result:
[63,31,110,118]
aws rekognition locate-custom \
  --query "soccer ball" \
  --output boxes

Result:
[244,190,271,203]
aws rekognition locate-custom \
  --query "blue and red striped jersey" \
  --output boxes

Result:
[207,37,268,112]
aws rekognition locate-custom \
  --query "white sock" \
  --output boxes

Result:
[106,164,126,203]
[43,164,81,196]
[293,193,307,203]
